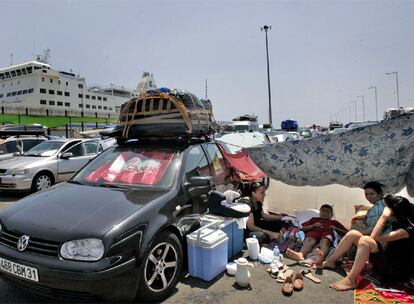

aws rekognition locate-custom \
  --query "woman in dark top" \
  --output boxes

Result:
[246,182,287,244]
[326,194,414,291]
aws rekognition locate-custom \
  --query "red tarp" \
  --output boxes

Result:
[217,144,266,181]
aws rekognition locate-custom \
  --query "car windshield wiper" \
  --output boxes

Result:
[96,183,131,189]
[23,153,40,157]
[68,180,85,185]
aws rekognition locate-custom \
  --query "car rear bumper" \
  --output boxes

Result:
[0,245,139,301]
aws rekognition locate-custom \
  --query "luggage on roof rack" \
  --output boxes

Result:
[110,88,215,139]
[0,124,46,137]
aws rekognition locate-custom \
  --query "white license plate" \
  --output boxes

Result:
[0,257,39,282]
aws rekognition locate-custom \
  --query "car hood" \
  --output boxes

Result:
[0,156,46,170]
[0,183,169,241]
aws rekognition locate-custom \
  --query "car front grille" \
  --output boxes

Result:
[0,228,60,257]
[0,273,100,302]
[0,169,7,174]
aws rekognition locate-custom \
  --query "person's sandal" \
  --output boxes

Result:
[292,271,304,291]
[300,268,321,284]
[282,276,294,296]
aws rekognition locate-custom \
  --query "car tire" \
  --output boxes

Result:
[31,172,54,192]
[136,230,183,303]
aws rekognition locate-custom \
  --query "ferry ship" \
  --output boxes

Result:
[0,51,156,119]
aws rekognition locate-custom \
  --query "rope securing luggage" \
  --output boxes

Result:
[110,88,214,139]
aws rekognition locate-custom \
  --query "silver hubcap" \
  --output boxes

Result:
[36,175,51,191]
[144,242,178,292]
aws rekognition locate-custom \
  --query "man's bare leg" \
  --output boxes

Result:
[314,238,331,265]
[286,237,317,261]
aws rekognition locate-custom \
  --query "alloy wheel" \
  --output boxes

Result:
[143,242,178,293]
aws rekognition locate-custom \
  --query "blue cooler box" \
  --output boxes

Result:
[186,227,228,281]
[202,215,244,260]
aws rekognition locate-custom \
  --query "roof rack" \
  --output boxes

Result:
[0,124,46,138]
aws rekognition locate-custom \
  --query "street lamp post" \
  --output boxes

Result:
[349,101,357,122]
[385,71,400,108]
[261,25,272,125]
[357,95,365,121]
[368,85,378,121]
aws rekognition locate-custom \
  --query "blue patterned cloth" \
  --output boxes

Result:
[246,115,414,195]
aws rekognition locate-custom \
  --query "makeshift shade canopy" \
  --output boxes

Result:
[246,114,414,195]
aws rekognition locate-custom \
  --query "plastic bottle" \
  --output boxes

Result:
[273,245,281,262]
[246,235,260,260]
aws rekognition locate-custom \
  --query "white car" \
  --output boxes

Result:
[216,131,271,153]
[0,138,103,192]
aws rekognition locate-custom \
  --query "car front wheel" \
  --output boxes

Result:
[137,231,183,302]
[31,172,53,192]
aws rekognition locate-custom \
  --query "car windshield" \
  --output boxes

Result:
[72,146,179,189]
[23,141,65,157]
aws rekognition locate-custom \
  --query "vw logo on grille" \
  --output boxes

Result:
[17,235,30,252]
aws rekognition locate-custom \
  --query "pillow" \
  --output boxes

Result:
[294,209,320,228]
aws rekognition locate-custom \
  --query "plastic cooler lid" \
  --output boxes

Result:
[187,228,228,248]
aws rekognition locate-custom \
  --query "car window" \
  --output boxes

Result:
[0,140,17,154]
[84,141,98,155]
[66,142,84,157]
[22,139,43,152]
[74,147,178,188]
[24,141,65,157]
[204,143,226,177]
[184,145,211,181]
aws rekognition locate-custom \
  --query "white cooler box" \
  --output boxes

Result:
[186,226,228,281]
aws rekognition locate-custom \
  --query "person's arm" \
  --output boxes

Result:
[261,209,283,220]
[300,218,321,231]
[370,206,392,241]
[246,213,280,240]
[331,220,349,235]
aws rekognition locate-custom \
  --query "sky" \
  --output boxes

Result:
[1,0,413,127]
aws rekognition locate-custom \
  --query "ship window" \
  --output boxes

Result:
[98,105,102,110]
[40,88,46,94]
[86,104,90,109]
[103,106,107,110]
[23,90,28,94]
[98,96,102,100]
[57,101,63,106]
[42,69,47,73]
[109,107,112,110]
[17,91,22,95]
[92,96,96,100]
[66,81,68,86]
[78,93,83,98]
[42,77,44,82]
[0,73,4,79]
[79,104,83,108]
[12,92,17,96]
[27,67,32,73]
[57,91,62,95]
[78,84,83,89]
[5,72,10,78]
[21,69,26,75]
[28,88,34,93]
[49,89,54,95]
[65,92,70,96]
[40,100,46,105]
[103,97,107,101]
[58,80,61,85]
[10,82,13,86]
[50,79,53,83]
[16,70,22,76]
[65,102,70,107]
[0,94,3,98]
[85,95,90,99]
[49,100,55,106]
[7,93,11,97]
[34,66,41,70]
[17,80,20,85]
[11,71,16,77]
[92,105,96,109]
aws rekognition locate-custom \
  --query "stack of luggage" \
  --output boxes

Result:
[110,88,215,139]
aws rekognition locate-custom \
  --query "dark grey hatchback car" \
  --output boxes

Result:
[0,138,232,302]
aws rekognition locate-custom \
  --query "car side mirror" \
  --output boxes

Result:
[185,176,213,198]
[61,152,73,159]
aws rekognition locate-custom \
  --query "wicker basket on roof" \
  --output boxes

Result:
[111,88,214,139]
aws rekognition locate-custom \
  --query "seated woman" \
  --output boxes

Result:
[352,182,391,235]
[245,182,287,244]
[320,194,414,291]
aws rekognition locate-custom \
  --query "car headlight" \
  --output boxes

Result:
[60,239,105,261]
[9,168,29,176]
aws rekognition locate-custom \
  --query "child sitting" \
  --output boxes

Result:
[286,204,348,265]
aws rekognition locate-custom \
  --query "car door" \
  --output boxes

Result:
[57,141,96,182]
[203,142,232,192]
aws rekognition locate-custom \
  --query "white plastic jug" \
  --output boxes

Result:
[246,236,260,260]
[235,257,254,287]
